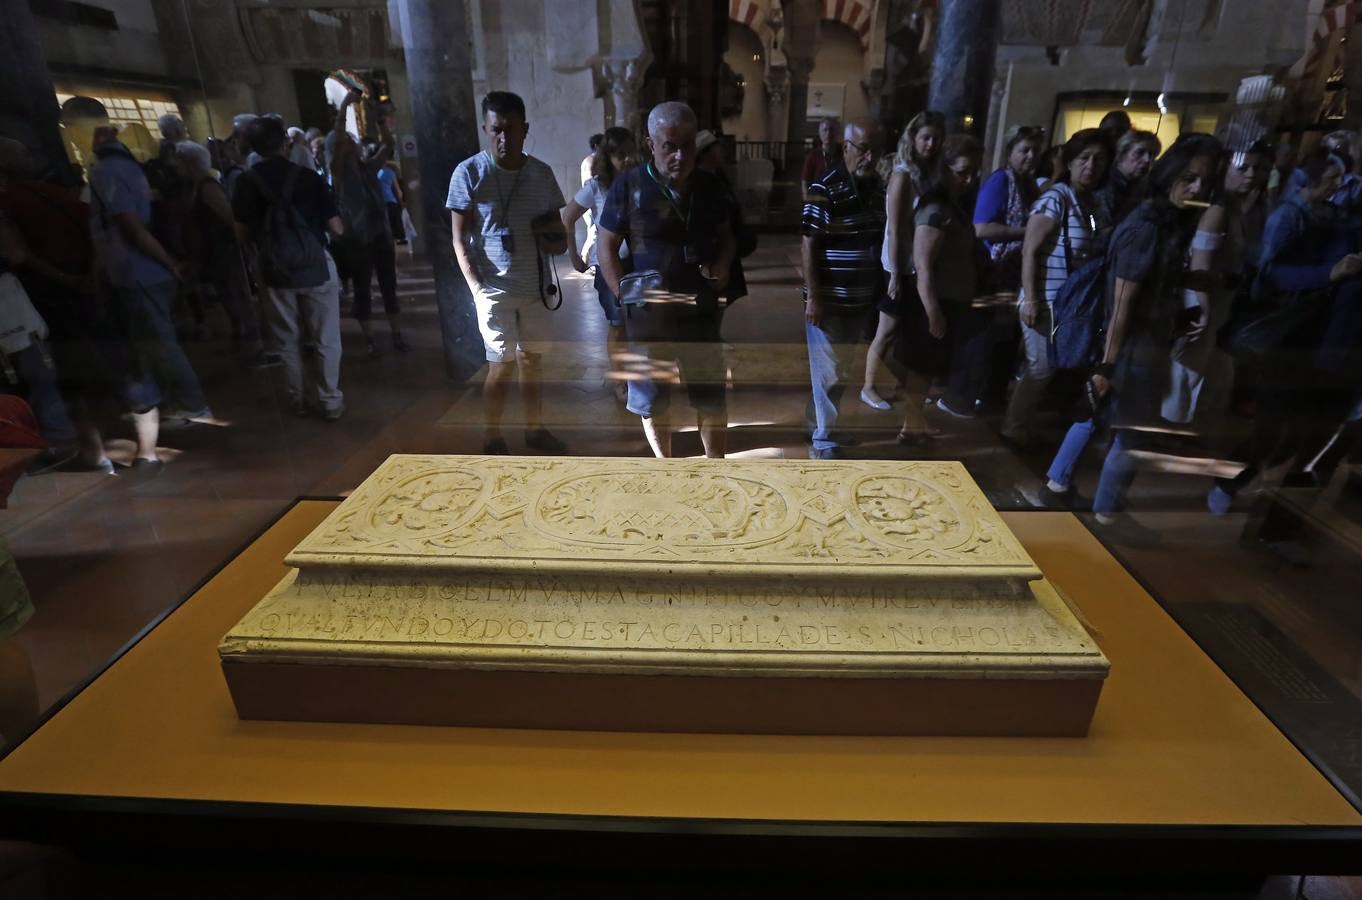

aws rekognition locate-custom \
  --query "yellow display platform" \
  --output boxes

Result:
[1,500,1358,829]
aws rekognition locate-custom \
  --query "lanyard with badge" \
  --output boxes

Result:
[487,150,525,255]
[646,161,692,233]
[646,161,703,266]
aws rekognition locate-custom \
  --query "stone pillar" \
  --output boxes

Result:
[395,0,485,380]
[927,0,1002,137]
[785,56,815,146]
[0,0,75,185]
[765,68,791,144]
[601,59,646,137]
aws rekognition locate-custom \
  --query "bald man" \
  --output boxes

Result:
[801,116,887,459]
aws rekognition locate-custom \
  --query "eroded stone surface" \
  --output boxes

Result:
[289,456,1041,579]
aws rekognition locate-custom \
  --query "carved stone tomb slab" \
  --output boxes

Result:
[220,456,1110,735]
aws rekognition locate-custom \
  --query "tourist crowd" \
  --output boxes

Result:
[0,89,1359,558]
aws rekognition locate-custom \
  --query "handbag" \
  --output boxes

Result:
[617,269,665,306]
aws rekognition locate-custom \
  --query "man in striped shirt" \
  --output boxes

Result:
[801,117,886,459]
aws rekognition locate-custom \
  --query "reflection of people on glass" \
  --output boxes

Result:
[863,110,944,411]
[801,118,886,460]
[327,89,407,356]
[801,117,841,197]
[561,127,639,403]
[447,91,569,456]
[596,102,736,459]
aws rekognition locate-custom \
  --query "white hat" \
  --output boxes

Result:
[696,129,719,154]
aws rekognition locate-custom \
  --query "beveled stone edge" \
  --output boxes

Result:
[217,572,1112,681]
[285,454,1043,579]
[278,553,1046,583]
[218,640,1110,680]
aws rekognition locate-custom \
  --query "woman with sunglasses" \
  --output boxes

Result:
[861,110,945,411]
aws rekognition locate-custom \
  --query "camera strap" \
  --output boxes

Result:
[538,249,562,311]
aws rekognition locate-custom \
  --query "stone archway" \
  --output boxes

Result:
[821,0,874,49]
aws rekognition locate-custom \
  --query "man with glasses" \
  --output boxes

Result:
[801,117,887,460]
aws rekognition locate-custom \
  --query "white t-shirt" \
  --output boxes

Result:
[1023,183,1110,305]
[446,151,565,296]
[573,177,629,267]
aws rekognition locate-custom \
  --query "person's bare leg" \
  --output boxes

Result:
[607,324,628,400]
[862,312,898,407]
[641,415,672,458]
[358,318,377,354]
[131,407,159,462]
[517,348,545,430]
[483,359,516,444]
[698,412,727,458]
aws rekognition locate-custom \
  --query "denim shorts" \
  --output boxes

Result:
[622,301,726,418]
[593,269,624,327]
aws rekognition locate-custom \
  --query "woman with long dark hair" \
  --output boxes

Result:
[1064,134,1223,534]
[999,128,1113,447]
[861,110,945,410]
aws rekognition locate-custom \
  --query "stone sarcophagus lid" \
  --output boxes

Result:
[220,455,1109,735]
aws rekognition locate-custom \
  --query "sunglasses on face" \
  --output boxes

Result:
[845,140,876,155]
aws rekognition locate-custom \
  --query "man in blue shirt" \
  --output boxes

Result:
[88,127,211,436]
[597,101,736,458]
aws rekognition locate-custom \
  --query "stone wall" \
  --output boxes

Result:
[473,0,604,195]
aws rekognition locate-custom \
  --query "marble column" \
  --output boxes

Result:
[0,0,75,185]
[764,68,791,144]
[785,56,815,145]
[927,0,1002,137]
[394,0,485,380]
[601,59,646,137]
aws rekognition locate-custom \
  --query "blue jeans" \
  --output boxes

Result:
[806,308,872,451]
[1046,418,1098,489]
[115,280,207,412]
[1092,428,1148,515]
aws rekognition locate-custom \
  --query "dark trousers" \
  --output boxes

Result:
[342,236,399,321]
[941,304,998,412]
[114,280,206,412]
[5,343,76,445]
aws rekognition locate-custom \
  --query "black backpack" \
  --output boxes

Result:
[245,166,330,289]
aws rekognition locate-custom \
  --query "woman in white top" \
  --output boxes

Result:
[561,127,639,398]
[862,110,945,410]
[999,128,1114,447]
